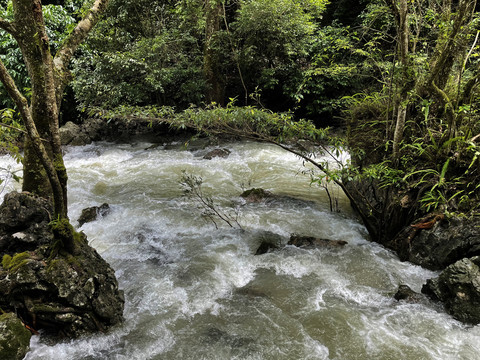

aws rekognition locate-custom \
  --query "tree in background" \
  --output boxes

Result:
[347,0,480,214]
[72,0,335,119]
[0,0,110,219]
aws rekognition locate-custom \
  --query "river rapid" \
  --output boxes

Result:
[1,140,479,359]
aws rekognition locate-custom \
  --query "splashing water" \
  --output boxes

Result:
[1,141,479,360]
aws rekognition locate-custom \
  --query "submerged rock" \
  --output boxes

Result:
[0,192,124,339]
[78,203,111,227]
[288,234,347,249]
[253,231,283,255]
[394,284,423,303]
[203,148,231,160]
[422,256,480,324]
[240,188,274,203]
[0,312,31,360]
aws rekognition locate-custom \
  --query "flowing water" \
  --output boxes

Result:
[1,141,479,360]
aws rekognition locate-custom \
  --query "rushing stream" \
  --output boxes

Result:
[1,140,480,359]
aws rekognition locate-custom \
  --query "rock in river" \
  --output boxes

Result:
[422,256,480,324]
[0,192,124,339]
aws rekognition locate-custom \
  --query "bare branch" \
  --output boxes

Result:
[53,0,110,89]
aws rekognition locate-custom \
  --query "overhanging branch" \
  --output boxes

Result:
[0,17,15,35]
[53,0,110,91]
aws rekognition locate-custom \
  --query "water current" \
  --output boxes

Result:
[1,140,479,359]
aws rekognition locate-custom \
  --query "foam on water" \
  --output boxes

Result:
[1,141,479,359]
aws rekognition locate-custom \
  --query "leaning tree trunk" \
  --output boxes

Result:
[8,0,67,218]
[0,0,110,220]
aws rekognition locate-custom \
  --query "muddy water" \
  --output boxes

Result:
[1,141,479,359]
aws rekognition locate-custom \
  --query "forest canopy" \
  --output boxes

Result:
[1,0,480,217]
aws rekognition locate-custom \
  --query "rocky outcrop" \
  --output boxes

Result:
[60,118,180,146]
[0,312,31,360]
[78,203,111,227]
[343,178,418,246]
[422,256,480,324]
[343,177,480,323]
[390,215,480,270]
[0,192,124,339]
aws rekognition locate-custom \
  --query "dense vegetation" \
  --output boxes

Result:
[1,0,480,219]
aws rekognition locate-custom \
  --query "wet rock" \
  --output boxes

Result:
[391,216,480,270]
[0,192,54,254]
[254,231,283,255]
[78,203,111,227]
[394,284,423,302]
[422,256,480,324]
[59,117,180,145]
[0,312,31,360]
[288,234,347,249]
[59,121,81,145]
[203,148,231,160]
[343,178,415,247]
[240,188,274,203]
[0,192,124,339]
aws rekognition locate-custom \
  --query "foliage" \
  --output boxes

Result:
[0,1,77,108]
[344,0,480,215]
[72,0,338,117]
[229,0,324,106]
[72,0,206,111]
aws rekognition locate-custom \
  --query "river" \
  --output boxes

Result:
[1,140,479,359]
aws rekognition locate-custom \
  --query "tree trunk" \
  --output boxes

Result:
[204,0,224,104]
[389,0,411,162]
[0,0,110,220]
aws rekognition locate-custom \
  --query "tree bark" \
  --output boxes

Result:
[388,0,411,161]
[204,0,225,104]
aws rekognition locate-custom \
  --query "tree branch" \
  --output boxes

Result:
[0,17,15,35]
[53,0,110,92]
[0,58,65,217]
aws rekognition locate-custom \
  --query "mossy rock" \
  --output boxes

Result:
[2,252,31,273]
[0,312,31,360]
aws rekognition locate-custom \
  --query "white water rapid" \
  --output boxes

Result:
[1,141,479,359]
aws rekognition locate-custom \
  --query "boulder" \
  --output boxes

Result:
[240,188,274,203]
[391,216,480,270]
[253,231,283,255]
[422,256,480,324]
[0,312,31,360]
[0,192,124,339]
[288,234,347,249]
[59,121,81,145]
[203,148,231,160]
[78,203,111,227]
[0,192,54,254]
[394,284,423,303]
